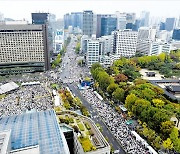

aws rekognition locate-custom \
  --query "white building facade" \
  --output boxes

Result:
[150,42,171,55]
[136,39,152,56]
[112,30,138,57]
[138,27,156,41]
[87,40,100,67]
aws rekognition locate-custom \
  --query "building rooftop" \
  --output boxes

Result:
[57,111,110,153]
[166,85,180,92]
[0,24,43,31]
[0,110,70,154]
[59,124,73,133]
[150,80,180,101]
[0,82,19,95]
[0,130,11,154]
[10,145,40,154]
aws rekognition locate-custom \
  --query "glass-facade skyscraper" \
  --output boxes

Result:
[71,12,83,29]
[172,29,180,40]
[140,11,150,27]
[32,13,49,24]
[101,16,117,36]
[165,18,176,31]
[83,10,94,37]
[160,22,165,30]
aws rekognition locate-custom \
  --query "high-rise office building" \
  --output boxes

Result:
[101,15,117,36]
[96,14,117,37]
[136,27,156,56]
[32,13,49,24]
[126,13,136,29]
[0,12,4,22]
[81,35,91,53]
[71,12,83,29]
[64,12,83,30]
[83,10,94,37]
[87,40,100,67]
[32,12,54,56]
[118,16,127,30]
[116,12,136,30]
[64,13,71,29]
[138,27,156,41]
[178,16,180,28]
[112,30,138,57]
[172,28,180,40]
[165,18,176,31]
[136,39,152,56]
[160,22,165,30]
[140,11,150,27]
[116,12,127,30]
[158,30,169,42]
[96,14,102,38]
[98,35,113,55]
[133,19,141,31]
[0,24,50,75]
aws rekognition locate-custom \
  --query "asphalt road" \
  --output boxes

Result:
[67,83,126,154]
[59,35,125,153]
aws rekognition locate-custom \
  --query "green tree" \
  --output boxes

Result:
[64,101,71,110]
[170,127,179,142]
[97,71,111,91]
[152,109,170,132]
[75,42,80,54]
[125,93,138,111]
[107,83,118,96]
[152,99,165,108]
[134,78,148,85]
[52,63,56,69]
[169,127,180,153]
[113,59,124,67]
[160,121,174,139]
[175,63,180,69]
[112,88,125,103]
[152,136,162,150]
[114,73,128,83]
[132,99,151,116]
[91,63,102,72]
[162,138,173,151]
[158,53,166,62]
[78,60,83,66]
[141,88,156,101]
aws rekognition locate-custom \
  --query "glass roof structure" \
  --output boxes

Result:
[0,110,70,154]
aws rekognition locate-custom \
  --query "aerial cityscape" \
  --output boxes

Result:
[0,1,180,154]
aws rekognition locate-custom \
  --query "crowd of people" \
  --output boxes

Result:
[0,84,53,118]
[81,88,154,154]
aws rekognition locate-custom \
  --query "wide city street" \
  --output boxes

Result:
[59,35,125,153]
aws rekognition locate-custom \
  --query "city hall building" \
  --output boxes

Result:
[0,24,50,75]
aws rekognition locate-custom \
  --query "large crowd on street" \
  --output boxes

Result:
[0,78,54,118]
[81,88,154,154]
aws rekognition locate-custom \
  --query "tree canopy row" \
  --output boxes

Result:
[90,50,180,153]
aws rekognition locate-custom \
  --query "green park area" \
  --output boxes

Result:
[57,112,96,152]
[90,50,180,153]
